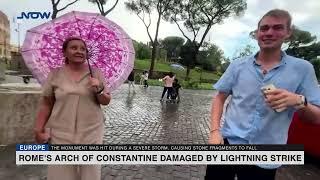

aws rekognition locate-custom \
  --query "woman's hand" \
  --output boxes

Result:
[89,77,102,93]
[34,130,50,144]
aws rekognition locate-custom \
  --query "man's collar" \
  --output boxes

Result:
[252,51,287,66]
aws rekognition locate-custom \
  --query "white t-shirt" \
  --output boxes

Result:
[143,73,148,80]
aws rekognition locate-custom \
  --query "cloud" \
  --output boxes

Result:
[1,0,319,58]
[204,0,320,57]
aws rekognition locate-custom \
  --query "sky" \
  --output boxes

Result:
[0,0,319,58]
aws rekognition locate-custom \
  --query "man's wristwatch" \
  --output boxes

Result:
[295,95,307,109]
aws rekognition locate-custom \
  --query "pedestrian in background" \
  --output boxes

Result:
[160,72,175,101]
[143,70,149,88]
[128,69,135,90]
[172,78,182,103]
[139,71,144,85]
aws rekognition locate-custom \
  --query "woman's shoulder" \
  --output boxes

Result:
[49,67,63,75]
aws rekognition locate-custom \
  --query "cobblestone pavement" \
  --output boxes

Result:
[1,84,320,180]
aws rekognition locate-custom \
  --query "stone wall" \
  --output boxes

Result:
[0,91,41,145]
[0,58,6,82]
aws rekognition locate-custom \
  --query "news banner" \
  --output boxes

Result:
[16,144,304,165]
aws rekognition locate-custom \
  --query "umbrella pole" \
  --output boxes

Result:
[87,59,99,92]
[87,59,93,77]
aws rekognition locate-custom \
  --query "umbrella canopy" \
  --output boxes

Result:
[21,11,135,92]
[170,63,185,70]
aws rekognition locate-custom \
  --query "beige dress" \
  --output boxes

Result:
[42,66,106,180]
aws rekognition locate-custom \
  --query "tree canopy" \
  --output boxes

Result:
[164,0,247,79]
[159,36,185,60]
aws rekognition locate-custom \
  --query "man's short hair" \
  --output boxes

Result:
[258,9,292,30]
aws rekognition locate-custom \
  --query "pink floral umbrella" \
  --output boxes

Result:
[21,11,135,92]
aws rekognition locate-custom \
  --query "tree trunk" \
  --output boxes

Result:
[200,68,203,82]
[149,43,157,77]
[51,9,57,19]
[184,46,198,81]
[148,9,162,78]
[185,67,191,81]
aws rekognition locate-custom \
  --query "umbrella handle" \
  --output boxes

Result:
[87,59,93,77]
[86,59,99,92]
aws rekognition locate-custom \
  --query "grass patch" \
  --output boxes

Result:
[197,83,214,90]
[147,79,213,90]
[135,59,219,80]
[134,59,219,90]
[148,79,163,86]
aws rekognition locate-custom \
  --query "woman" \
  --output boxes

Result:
[34,37,111,180]
[127,69,135,90]
[160,72,175,101]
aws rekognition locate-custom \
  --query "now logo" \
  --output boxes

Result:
[17,12,51,19]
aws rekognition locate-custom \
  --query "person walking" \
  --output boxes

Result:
[143,70,149,88]
[160,72,175,101]
[128,70,135,90]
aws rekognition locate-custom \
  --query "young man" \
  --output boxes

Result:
[205,9,320,180]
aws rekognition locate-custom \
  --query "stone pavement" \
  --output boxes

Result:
[1,84,320,180]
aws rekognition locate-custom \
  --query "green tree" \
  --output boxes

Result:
[220,60,230,73]
[285,27,320,79]
[287,42,320,61]
[165,0,247,79]
[232,44,255,60]
[125,0,175,77]
[198,42,224,71]
[180,40,197,80]
[287,26,316,48]
[51,0,79,19]
[286,27,319,60]
[133,40,151,59]
[159,36,185,60]
[88,0,119,16]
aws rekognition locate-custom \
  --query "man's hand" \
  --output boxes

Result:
[208,130,224,144]
[265,89,300,110]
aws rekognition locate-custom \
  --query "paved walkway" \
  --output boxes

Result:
[1,84,320,180]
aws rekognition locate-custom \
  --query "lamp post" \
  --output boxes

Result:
[15,23,20,52]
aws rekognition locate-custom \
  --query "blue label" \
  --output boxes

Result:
[16,144,49,151]
[17,12,51,19]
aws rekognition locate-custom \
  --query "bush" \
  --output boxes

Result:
[198,83,214,90]
[182,81,199,89]
[148,79,163,86]
[199,78,218,84]
[150,71,170,79]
